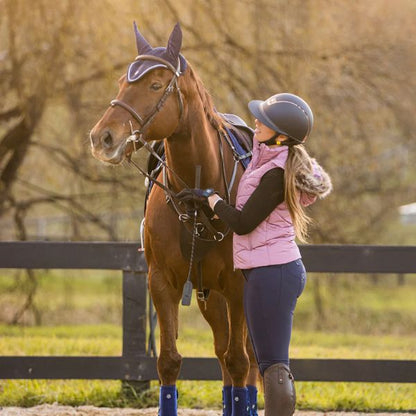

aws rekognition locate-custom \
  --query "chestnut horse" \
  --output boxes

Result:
[90,23,258,416]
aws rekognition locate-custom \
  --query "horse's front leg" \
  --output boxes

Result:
[149,266,182,416]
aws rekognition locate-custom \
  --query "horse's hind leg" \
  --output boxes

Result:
[198,290,259,416]
[149,268,182,416]
[224,291,249,386]
[197,291,233,414]
[224,281,254,416]
[197,291,231,383]
[246,337,260,416]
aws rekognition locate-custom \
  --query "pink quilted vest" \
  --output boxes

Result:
[233,140,302,269]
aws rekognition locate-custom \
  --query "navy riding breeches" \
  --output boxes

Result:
[242,259,306,375]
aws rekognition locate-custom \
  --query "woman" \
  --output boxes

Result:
[180,93,332,416]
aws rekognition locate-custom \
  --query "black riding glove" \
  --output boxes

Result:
[176,188,216,204]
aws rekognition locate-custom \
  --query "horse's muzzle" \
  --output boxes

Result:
[90,129,130,165]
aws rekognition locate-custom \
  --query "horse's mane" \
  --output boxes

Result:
[185,63,227,133]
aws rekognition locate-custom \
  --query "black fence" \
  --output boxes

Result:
[0,242,415,383]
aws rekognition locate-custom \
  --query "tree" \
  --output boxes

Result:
[2,0,415,243]
[0,0,147,241]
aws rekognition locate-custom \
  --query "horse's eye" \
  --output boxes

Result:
[151,82,162,91]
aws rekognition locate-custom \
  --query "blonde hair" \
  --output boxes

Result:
[284,144,313,243]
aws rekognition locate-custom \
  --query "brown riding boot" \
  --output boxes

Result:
[263,363,296,416]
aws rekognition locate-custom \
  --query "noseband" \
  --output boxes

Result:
[110,55,184,147]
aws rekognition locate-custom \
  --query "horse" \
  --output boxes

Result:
[90,22,259,416]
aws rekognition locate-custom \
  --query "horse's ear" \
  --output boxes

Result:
[166,23,182,62]
[133,21,152,55]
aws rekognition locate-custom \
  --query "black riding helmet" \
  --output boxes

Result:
[248,93,314,144]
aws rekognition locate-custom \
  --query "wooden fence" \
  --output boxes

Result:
[0,242,415,383]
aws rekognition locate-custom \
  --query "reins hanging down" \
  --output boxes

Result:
[181,165,201,306]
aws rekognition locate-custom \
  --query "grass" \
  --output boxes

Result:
[0,323,415,411]
[0,270,415,411]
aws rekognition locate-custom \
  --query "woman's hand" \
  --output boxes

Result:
[176,188,216,204]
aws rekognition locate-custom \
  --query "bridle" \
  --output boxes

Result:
[108,54,240,305]
[110,54,184,149]
[109,54,189,197]
[109,54,233,242]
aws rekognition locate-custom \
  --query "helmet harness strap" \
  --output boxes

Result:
[263,132,283,147]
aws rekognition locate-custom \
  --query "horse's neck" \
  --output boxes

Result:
[164,116,223,192]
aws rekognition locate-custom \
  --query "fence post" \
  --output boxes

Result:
[121,269,150,396]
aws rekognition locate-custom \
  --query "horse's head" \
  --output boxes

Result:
[90,23,187,164]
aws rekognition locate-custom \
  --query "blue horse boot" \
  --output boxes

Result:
[247,385,258,416]
[231,386,250,416]
[158,385,178,416]
[222,385,232,416]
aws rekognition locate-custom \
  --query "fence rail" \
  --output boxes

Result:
[0,242,415,383]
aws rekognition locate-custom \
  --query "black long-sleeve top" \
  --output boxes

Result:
[214,167,285,235]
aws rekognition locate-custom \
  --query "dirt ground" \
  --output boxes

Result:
[0,406,414,416]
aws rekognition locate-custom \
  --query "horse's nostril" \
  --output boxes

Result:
[101,132,113,148]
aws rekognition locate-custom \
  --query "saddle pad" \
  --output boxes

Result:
[219,113,253,169]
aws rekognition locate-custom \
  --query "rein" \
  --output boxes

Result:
[127,138,231,243]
